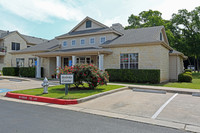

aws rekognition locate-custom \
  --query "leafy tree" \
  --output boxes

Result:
[171,6,200,71]
[125,10,174,45]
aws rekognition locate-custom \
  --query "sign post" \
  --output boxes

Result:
[60,74,74,95]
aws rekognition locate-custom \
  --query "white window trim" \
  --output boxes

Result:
[89,37,95,44]
[80,38,85,45]
[100,36,106,44]
[62,41,67,47]
[71,40,76,46]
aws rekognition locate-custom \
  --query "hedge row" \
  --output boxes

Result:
[2,67,43,78]
[105,69,160,84]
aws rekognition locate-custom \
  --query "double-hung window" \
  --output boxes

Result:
[90,37,95,44]
[80,39,85,45]
[120,53,138,69]
[100,37,106,44]
[63,41,67,47]
[16,58,24,67]
[12,42,20,50]
[71,40,76,46]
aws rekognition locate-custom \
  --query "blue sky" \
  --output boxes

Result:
[0,0,199,40]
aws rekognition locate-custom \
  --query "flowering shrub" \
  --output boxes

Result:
[57,64,109,89]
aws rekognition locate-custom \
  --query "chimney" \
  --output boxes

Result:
[111,23,124,31]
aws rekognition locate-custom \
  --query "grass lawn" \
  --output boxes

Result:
[12,84,125,99]
[111,73,200,90]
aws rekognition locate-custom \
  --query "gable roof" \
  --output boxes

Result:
[0,30,47,45]
[70,16,108,32]
[101,26,169,46]
[56,17,123,39]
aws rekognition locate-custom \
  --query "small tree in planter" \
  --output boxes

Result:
[57,64,109,89]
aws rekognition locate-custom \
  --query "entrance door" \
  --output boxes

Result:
[63,57,69,67]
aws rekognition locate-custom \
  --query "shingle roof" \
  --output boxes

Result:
[21,34,47,44]
[102,26,165,46]
[0,30,47,44]
[56,27,122,38]
[11,39,59,53]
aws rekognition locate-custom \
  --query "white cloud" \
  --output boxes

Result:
[0,20,29,35]
[155,0,200,20]
[0,0,85,22]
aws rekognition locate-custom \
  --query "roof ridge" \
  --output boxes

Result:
[125,25,164,31]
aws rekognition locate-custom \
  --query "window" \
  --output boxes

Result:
[12,42,20,50]
[76,57,91,64]
[27,46,31,48]
[16,58,24,67]
[90,37,95,44]
[28,58,36,67]
[80,39,85,45]
[100,37,106,44]
[120,53,138,69]
[63,41,67,47]
[71,40,76,46]
[86,20,92,28]
[160,32,162,41]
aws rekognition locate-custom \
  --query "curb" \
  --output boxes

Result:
[128,86,200,95]
[77,87,128,103]
[5,92,78,105]
[5,87,128,105]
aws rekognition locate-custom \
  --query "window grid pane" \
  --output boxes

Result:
[120,53,138,69]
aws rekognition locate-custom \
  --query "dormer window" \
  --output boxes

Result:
[86,20,92,28]
[160,32,162,41]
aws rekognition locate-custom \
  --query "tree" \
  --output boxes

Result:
[125,9,174,45]
[171,6,200,71]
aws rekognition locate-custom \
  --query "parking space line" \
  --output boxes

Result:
[151,93,178,119]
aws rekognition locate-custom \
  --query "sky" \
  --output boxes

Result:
[0,0,199,40]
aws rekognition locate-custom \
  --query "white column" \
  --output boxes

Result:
[99,54,104,71]
[56,56,61,78]
[72,56,76,66]
[36,57,41,78]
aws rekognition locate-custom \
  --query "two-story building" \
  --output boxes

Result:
[11,17,187,82]
[0,30,47,70]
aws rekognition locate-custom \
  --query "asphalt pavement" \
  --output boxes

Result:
[0,100,188,133]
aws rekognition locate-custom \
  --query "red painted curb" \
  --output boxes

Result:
[5,92,78,105]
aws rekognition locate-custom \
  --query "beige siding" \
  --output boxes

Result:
[59,33,118,50]
[169,55,184,81]
[74,21,102,31]
[104,44,169,82]
[2,33,27,68]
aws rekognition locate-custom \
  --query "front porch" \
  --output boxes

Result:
[34,47,112,78]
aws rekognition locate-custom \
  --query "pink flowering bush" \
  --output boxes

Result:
[57,64,109,89]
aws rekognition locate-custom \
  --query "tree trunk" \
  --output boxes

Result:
[194,56,196,73]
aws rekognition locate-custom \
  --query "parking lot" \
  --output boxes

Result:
[73,89,200,127]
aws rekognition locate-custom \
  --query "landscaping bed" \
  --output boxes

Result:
[12,84,125,99]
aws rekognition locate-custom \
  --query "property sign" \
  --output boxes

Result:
[60,74,74,84]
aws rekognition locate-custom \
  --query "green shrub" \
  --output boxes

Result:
[2,67,43,78]
[185,69,192,73]
[2,67,19,76]
[178,73,192,82]
[185,72,192,76]
[105,69,160,84]
[58,64,109,89]
[19,67,36,77]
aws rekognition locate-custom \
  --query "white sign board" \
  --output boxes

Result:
[60,74,74,84]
